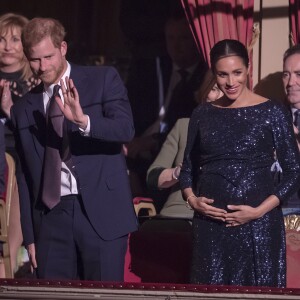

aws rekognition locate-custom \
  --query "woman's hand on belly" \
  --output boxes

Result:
[225,195,280,227]
[190,196,227,222]
[225,204,259,227]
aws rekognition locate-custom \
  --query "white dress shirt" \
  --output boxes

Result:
[43,62,90,196]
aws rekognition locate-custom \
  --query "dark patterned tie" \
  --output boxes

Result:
[294,110,300,130]
[41,85,63,209]
[163,69,189,133]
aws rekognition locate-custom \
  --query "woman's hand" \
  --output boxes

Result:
[189,196,227,222]
[0,79,13,118]
[225,205,259,227]
[225,195,280,227]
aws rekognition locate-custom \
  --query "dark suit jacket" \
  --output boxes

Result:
[126,56,208,136]
[11,64,138,246]
[281,107,300,209]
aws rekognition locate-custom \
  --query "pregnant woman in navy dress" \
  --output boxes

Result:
[180,39,300,287]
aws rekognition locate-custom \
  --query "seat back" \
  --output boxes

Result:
[4,153,15,226]
[133,197,156,217]
[0,153,16,278]
[285,214,300,288]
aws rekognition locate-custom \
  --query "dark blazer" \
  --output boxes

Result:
[126,56,208,136]
[11,64,138,246]
[281,107,300,209]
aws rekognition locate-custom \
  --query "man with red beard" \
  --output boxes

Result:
[10,17,137,280]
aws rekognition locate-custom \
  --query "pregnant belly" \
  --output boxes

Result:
[197,169,274,210]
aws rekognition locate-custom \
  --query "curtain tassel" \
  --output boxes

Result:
[247,23,260,52]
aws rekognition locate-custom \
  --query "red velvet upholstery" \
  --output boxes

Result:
[286,229,300,288]
[2,278,300,298]
[133,197,154,205]
[125,213,300,287]
[124,219,192,283]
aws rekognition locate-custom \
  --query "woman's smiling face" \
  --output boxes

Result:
[214,55,249,102]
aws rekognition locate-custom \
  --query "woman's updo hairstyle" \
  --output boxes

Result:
[210,39,249,71]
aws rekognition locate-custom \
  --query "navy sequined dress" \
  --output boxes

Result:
[180,100,300,287]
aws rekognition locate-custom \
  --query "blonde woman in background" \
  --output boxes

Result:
[0,13,39,277]
[0,13,39,118]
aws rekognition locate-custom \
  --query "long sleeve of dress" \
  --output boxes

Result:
[271,104,300,203]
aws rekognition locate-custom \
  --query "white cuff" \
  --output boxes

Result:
[79,115,91,137]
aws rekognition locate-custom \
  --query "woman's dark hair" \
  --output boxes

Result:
[210,39,249,70]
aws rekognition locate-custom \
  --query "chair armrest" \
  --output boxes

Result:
[133,197,154,205]
[133,197,156,217]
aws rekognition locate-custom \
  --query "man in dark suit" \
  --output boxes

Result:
[125,10,207,142]
[281,44,300,216]
[123,10,207,197]
[10,17,137,281]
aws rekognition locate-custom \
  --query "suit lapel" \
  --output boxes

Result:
[25,84,46,162]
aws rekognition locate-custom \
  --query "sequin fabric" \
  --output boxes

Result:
[180,100,300,287]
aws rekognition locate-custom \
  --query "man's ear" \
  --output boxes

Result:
[61,41,67,57]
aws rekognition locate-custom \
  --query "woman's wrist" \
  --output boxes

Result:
[255,195,280,219]
[172,166,181,180]
[186,194,196,210]
[254,205,267,219]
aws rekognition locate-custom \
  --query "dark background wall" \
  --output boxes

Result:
[0,0,182,83]
[0,0,129,64]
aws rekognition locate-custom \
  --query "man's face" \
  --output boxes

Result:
[165,18,199,68]
[27,36,67,86]
[283,53,300,108]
